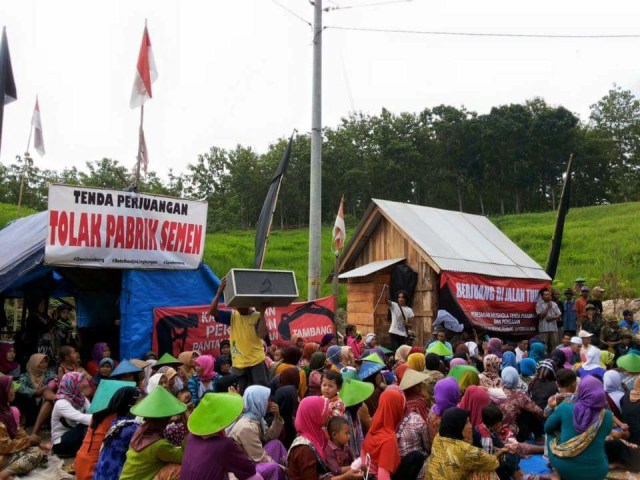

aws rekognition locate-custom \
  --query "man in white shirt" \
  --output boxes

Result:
[536,287,561,354]
[388,290,414,352]
[515,338,528,364]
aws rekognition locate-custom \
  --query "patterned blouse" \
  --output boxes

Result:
[426,435,499,480]
[494,388,544,435]
[93,418,140,480]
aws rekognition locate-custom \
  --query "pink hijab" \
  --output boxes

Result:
[195,355,216,382]
[295,396,330,460]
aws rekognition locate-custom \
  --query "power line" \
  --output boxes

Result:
[326,25,640,39]
[326,0,412,11]
[271,0,312,27]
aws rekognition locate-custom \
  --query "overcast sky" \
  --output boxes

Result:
[1,0,640,178]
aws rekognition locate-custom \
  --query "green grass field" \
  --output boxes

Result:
[0,203,37,228]
[2,201,639,303]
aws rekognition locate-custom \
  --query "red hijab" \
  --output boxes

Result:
[362,388,405,474]
[458,385,491,427]
[395,364,409,383]
[294,396,329,460]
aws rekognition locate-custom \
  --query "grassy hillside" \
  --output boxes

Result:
[3,201,639,302]
[0,203,37,228]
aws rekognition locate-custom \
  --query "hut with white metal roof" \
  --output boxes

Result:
[336,199,550,346]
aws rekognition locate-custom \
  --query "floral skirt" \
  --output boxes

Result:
[6,446,46,475]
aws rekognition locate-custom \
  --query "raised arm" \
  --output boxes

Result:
[209,277,227,317]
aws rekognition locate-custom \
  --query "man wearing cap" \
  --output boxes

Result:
[578,330,596,362]
[572,277,586,296]
[600,314,623,353]
[209,277,269,392]
[591,286,605,317]
[573,286,590,327]
[562,289,577,336]
[569,336,583,364]
[581,304,603,339]
[536,288,561,353]
[619,310,639,336]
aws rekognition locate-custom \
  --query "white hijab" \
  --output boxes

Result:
[604,370,625,409]
[581,347,602,371]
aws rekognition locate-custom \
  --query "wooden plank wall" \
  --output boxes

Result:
[346,218,439,346]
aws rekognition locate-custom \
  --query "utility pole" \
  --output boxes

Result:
[308,0,322,300]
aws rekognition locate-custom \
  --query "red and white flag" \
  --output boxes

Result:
[31,97,45,156]
[332,195,346,252]
[130,25,158,109]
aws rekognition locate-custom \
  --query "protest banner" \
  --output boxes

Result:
[152,296,336,357]
[45,184,207,269]
[440,271,550,333]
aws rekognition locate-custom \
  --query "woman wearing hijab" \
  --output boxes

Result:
[427,377,460,444]
[577,347,606,382]
[306,352,326,397]
[75,385,139,480]
[406,353,426,372]
[449,358,467,369]
[14,353,56,427]
[51,371,92,457]
[423,370,444,406]
[500,351,517,371]
[361,389,406,479]
[0,376,45,477]
[319,334,336,353]
[300,343,319,372]
[605,376,640,471]
[394,345,412,367]
[229,385,286,480]
[187,355,219,406]
[426,408,500,480]
[94,387,142,480]
[487,338,503,359]
[528,360,558,411]
[287,396,359,480]
[495,367,545,440]
[519,358,537,386]
[93,358,115,385]
[273,374,299,449]
[478,354,503,388]
[0,343,19,378]
[177,351,199,387]
[458,385,491,428]
[529,342,547,364]
[87,342,111,376]
[275,347,307,398]
[545,376,613,480]
[340,346,356,369]
[120,387,187,480]
[603,370,625,420]
[326,346,343,372]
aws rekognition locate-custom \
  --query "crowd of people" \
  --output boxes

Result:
[0,279,638,479]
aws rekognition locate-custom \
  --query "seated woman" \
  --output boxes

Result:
[519,358,537,388]
[229,385,286,480]
[307,352,326,397]
[273,370,299,449]
[0,343,20,379]
[14,353,56,427]
[93,358,115,385]
[176,351,199,391]
[0,376,46,478]
[181,392,259,480]
[51,371,92,458]
[603,370,625,420]
[75,384,139,480]
[606,376,640,471]
[341,379,373,459]
[528,360,558,412]
[187,355,219,406]
[94,388,143,480]
[427,407,500,480]
[120,387,186,480]
[458,385,491,428]
[478,355,503,388]
[275,347,307,398]
[286,396,361,480]
[397,370,431,478]
[577,347,606,382]
[427,377,460,444]
[545,376,613,480]
[87,342,111,377]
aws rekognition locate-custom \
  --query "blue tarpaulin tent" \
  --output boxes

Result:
[0,212,220,360]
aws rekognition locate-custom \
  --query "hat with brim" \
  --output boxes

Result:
[188,393,243,436]
[399,369,430,390]
[89,380,136,414]
[358,360,385,381]
[578,330,594,338]
[154,353,182,368]
[581,286,590,292]
[575,277,586,283]
[130,359,151,369]
[593,286,606,294]
[131,385,187,418]
[617,353,640,373]
[426,341,453,357]
[110,359,143,378]
[378,346,393,355]
[340,367,359,381]
[361,353,384,365]
[448,364,480,381]
[339,379,375,407]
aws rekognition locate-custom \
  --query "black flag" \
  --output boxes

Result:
[254,133,294,269]
[0,27,17,154]
[545,153,574,279]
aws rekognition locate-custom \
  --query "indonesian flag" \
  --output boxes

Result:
[332,195,346,252]
[130,25,158,109]
[31,98,45,156]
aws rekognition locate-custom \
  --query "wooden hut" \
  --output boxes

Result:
[336,199,550,346]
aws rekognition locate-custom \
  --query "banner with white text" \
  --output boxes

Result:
[152,297,336,357]
[45,184,207,269]
[440,271,550,334]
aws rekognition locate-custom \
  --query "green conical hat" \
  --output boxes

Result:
[130,385,186,418]
[448,364,479,381]
[617,353,640,374]
[339,378,374,407]
[188,393,243,436]
[362,353,384,365]
[89,380,136,414]
[378,346,393,355]
[154,353,182,368]
[426,341,453,356]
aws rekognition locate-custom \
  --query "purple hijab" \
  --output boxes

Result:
[449,358,467,368]
[560,347,574,369]
[488,338,503,359]
[573,376,606,434]
[432,377,460,416]
[92,342,109,364]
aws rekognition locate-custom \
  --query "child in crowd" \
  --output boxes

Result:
[177,388,194,413]
[544,368,578,415]
[86,343,111,376]
[93,358,114,385]
[324,416,354,476]
[321,370,345,418]
[345,325,362,360]
[473,404,519,480]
